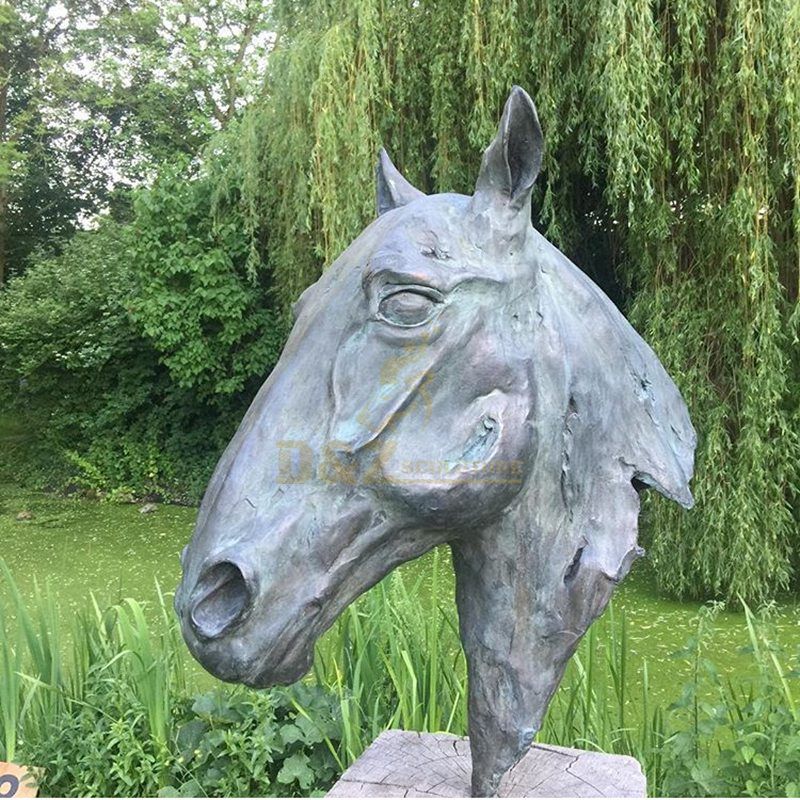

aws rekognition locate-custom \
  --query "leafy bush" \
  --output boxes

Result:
[5,555,800,797]
[0,126,290,500]
[27,672,176,797]
[0,222,228,499]
[29,682,342,798]
[0,221,142,493]
[660,605,800,797]
[130,128,288,400]
[165,686,341,797]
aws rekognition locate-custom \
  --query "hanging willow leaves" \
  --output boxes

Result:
[230,0,799,605]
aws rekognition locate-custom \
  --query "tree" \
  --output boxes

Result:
[0,0,273,284]
[130,122,287,400]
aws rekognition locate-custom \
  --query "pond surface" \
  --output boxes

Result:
[2,481,799,708]
[0,483,193,613]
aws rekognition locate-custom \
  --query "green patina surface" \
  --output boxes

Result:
[1,481,799,707]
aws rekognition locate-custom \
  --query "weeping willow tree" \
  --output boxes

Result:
[236,0,799,605]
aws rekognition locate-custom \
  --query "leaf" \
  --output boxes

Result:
[279,723,305,746]
[191,690,242,723]
[177,719,208,758]
[158,779,203,798]
[277,752,315,789]
[295,713,327,744]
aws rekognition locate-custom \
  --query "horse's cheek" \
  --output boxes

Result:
[377,391,533,526]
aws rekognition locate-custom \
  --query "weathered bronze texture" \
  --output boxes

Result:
[175,86,695,797]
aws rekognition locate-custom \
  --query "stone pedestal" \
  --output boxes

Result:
[326,730,646,798]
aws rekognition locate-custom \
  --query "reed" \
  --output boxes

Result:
[0,559,67,761]
[539,607,668,795]
[310,549,668,787]
[0,594,23,761]
[312,548,468,763]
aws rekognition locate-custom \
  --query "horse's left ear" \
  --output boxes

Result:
[376,148,425,215]
[471,86,543,217]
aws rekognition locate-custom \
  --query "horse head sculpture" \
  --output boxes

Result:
[175,86,695,797]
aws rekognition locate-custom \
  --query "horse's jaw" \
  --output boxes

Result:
[175,482,455,691]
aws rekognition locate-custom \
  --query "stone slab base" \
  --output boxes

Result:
[326,730,646,798]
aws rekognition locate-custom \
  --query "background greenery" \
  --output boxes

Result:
[1,5,799,794]
[2,0,798,604]
[2,548,800,798]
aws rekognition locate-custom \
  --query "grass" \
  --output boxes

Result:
[2,552,800,796]
[312,548,467,762]
[302,552,800,796]
[4,478,800,714]
[0,559,66,763]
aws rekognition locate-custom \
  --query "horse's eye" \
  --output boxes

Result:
[378,289,440,326]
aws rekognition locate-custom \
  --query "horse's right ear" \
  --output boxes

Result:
[376,148,425,215]
[471,86,543,219]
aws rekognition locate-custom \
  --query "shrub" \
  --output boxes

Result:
[0,225,211,499]
[4,555,800,797]
[0,138,290,501]
[28,683,342,798]
[659,605,800,797]
[26,672,177,797]
[130,127,288,400]
[164,686,341,797]
[1,563,342,797]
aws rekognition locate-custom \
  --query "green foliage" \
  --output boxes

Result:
[131,127,288,399]
[0,0,273,282]
[164,686,341,797]
[1,561,342,797]
[0,212,280,501]
[30,682,341,797]
[4,554,800,797]
[0,222,135,399]
[0,100,295,500]
[660,604,800,797]
[0,221,150,490]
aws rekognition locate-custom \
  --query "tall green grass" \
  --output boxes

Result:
[312,552,670,789]
[312,548,467,762]
[0,559,182,766]
[0,559,66,762]
[2,553,800,796]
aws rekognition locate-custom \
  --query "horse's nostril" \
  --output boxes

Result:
[190,561,251,639]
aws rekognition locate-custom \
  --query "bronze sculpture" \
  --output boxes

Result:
[175,86,695,797]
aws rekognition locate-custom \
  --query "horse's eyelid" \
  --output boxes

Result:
[381,285,444,302]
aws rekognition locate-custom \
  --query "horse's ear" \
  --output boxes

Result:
[376,148,425,215]
[472,86,543,215]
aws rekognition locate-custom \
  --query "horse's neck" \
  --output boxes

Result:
[449,468,594,795]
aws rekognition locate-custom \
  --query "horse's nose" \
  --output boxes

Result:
[189,560,252,639]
